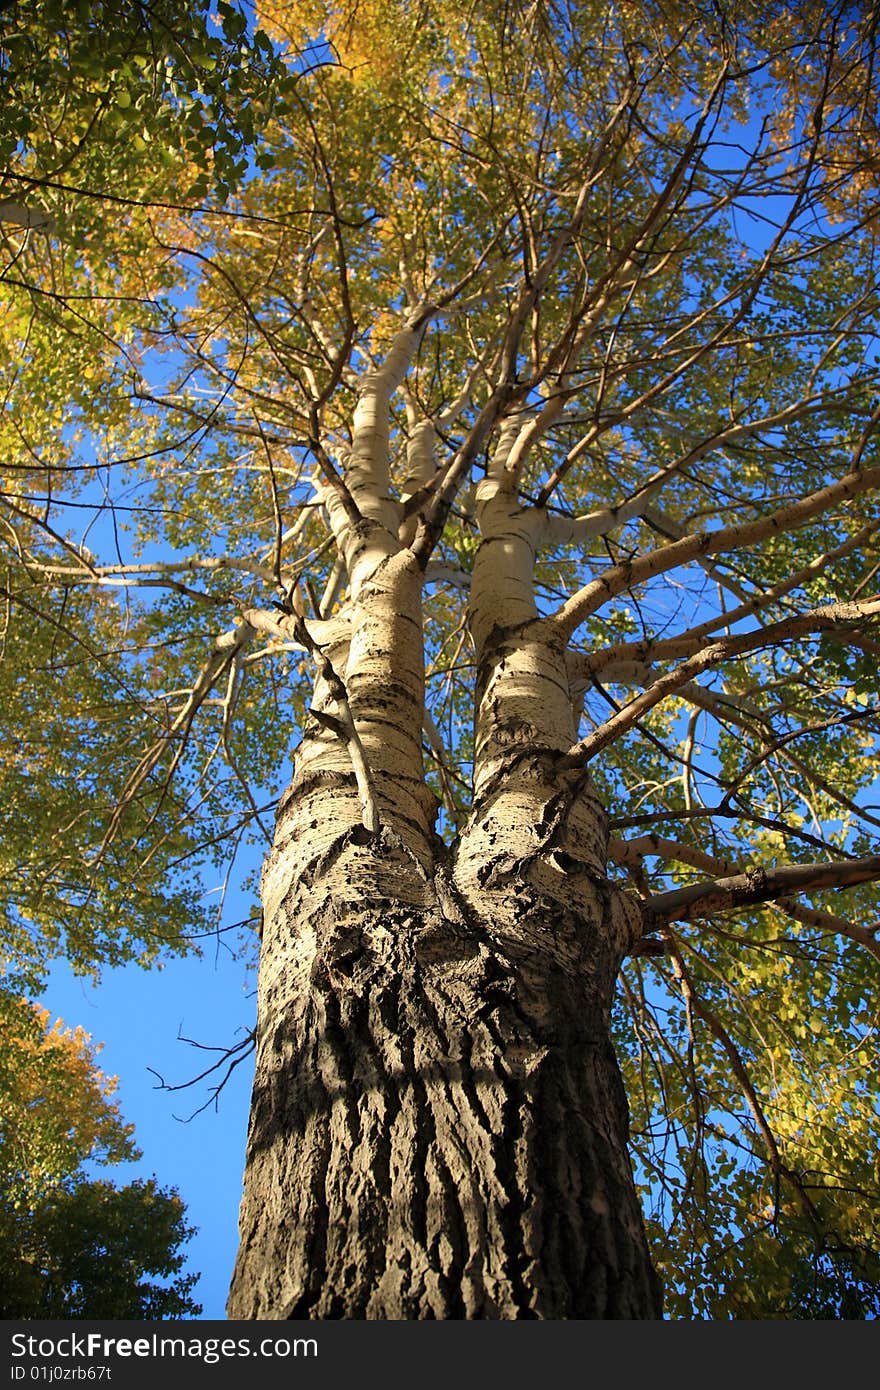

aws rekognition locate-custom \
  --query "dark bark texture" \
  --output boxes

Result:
[227,788,662,1319]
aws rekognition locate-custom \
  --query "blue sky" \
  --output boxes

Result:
[46,935,257,1319]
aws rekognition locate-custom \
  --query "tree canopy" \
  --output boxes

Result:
[2,0,880,1317]
[0,990,200,1317]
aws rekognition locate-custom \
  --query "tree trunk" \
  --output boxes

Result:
[227,524,662,1317]
[227,778,662,1318]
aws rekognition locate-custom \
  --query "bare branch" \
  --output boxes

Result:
[554,470,880,639]
[569,596,880,761]
[646,855,880,927]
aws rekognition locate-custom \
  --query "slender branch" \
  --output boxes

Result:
[568,596,880,761]
[664,930,823,1235]
[571,516,880,682]
[274,589,379,833]
[609,835,737,877]
[778,899,880,964]
[26,555,281,583]
[535,483,665,546]
[147,1029,256,1121]
[553,467,880,639]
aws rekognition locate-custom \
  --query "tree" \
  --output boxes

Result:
[0,0,289,989]
[0,990,200,1317]
[3,0,880,1318]
[0,1174,202,1320]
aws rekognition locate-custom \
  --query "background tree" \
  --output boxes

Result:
[3,0,880,1317]
[0,0,270,1322]
[0,991,200,1317]
[0,1177,200,1319]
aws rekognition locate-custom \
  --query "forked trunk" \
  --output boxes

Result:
[227,779,662,1318]
[228,531,662,1317]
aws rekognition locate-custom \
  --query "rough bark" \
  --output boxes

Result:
[227,794,661,1319]
[227,516,662,1317]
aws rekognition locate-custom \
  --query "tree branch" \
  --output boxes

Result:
[645,855,880,927]
[554,467,880,639]
[568,596,880,761]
